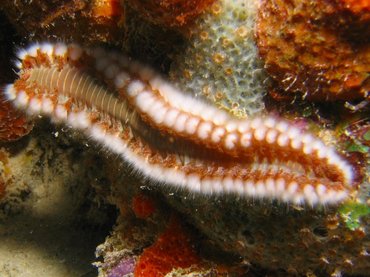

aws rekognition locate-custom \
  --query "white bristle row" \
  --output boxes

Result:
[6,81,351,206]
[90,124,350,205]
[77,119,348,205]
[3,84,17,100]
[14,42,84,70]
[129,84,353,184]
[88,48,354,186]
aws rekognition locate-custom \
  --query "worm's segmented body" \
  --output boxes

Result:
[3,42,354,205]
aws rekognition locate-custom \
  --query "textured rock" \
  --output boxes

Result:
[0,0,124,45]
[164,192,370,276]
[0,95,33,142]
[0,122,114,276]
[126,0,215,28]
[256,0,370,102]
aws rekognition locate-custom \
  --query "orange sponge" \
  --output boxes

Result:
[126,0,215,28]
[134,216,200,276]
[131,193,156,219]
[0,95,33,141]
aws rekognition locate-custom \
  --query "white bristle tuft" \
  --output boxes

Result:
[16,90,29,106]
[41,97,54,114]
[40,43,54,57]
[127,80,145,97]
[163,108,179,127]
[3,84,17,100]
[16,48,28,60]
[197,121,212,139]
[54,43,68,57]
[185,117,200,135]
[211,127,225,143]
[14,60,22,69]
[224,133,238,149]
[54,105,68,119]
[29,98,42,112]
[27,44,40,57]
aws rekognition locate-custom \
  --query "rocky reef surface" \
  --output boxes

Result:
[0,0,369,276]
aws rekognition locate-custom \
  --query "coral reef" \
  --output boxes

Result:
[170,0,267,117]
[256,0,370,102]
[125,0,215,28]
[0,0,369,276]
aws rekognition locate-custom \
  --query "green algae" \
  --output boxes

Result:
[339,201,370,231]
[345,142,369,154]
